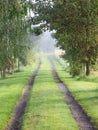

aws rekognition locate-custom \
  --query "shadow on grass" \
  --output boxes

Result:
[30,89,67,109]
[36,69,69,83]
[76,76,98,83]
[0,71,32,88]
[53,55,98,83]
[57,69,98,83]
[72,89,98,102]
[78,96,98,103]
[0,69,56,89]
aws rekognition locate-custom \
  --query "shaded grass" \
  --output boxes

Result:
[0,65,36,130]
[53,56,98,129]
[22,57,78,130]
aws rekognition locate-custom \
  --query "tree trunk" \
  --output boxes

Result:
[2,66,6,78]
[82,63,85,74]
[12,63,14,73]
[1,71,3,78]
[85,62,90,76]
[18,58,20,72]
[11,58,14,73]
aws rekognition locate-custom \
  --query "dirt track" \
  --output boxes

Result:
[49,58,95,130]
[5,58,41,130]
[4,57,95,130]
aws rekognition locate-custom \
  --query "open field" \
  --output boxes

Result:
[0,65,36,130]
[53,56,98,129]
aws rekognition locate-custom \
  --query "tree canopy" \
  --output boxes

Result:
[0,0,98,77]
[33,0,98,76]
[0,0,34,78]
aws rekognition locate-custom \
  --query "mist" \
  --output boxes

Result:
[31,31,56,53]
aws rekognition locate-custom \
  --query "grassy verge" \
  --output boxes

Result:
[22,57,78,130]
[0,64,36,130]
[53,55,98,129]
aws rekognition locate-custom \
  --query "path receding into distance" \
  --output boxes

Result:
[5,59,41,130]
[48,57,94,130]
[5,56,95,130]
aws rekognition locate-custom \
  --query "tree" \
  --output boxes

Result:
[33,0,98,76]
[0,0,34,78]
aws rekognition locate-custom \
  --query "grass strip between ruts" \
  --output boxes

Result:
[53,55,98,129]
[22,57,78,130]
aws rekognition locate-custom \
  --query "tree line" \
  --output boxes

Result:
[0,0,33,78]
[0,0,98,77]
[33,0,98,76]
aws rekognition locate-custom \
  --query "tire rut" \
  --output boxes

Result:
[4,58,41,130]
[49,58,95,130]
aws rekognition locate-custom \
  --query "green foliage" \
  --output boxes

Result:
[0,0,34,78]
[33,0,98,76]
[33,27,42,36]
[69,62,82,77]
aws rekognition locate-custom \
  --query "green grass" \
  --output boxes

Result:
[0,64,36,130]
[53,55,98,129]
[22,57,78,130]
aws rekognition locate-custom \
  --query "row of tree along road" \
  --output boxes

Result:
[0,0,36,78]
[0,0,98,78]
[33,0,98,76]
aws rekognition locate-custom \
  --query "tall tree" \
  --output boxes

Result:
[33,0,98,76]
[0,0,34,78]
